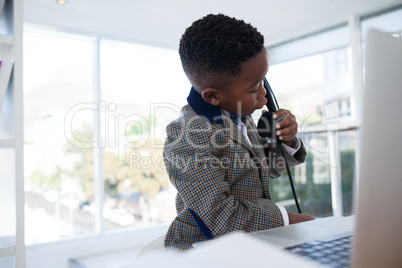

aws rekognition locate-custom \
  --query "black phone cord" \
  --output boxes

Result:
[278,141,302,214]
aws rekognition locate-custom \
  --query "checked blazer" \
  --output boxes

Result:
[163,87,306,251]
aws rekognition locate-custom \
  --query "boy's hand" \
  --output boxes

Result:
[262,108,298,147]
[288,212,315,224]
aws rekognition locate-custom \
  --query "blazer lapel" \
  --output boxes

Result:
[244,117,272,198]
[244,117,266,159]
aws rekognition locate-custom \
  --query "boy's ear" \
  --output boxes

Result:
[201,88,221,106]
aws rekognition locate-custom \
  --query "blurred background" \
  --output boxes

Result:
[1,0,401,267]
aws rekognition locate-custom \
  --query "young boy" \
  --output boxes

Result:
[163,14,314,251]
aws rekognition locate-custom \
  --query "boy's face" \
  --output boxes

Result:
[214,49,269,116]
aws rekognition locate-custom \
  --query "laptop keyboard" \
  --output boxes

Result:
[285,234,353,267]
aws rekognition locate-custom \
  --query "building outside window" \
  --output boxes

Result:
[99,39,189,231]
[263,45,356,217]
[23,30,190,245]
[24,30,95,244]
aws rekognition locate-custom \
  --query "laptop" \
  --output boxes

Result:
[249,29,402,267]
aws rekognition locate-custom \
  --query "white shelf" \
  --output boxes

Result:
[0,57,14,110]
[0,0,24,267]
[0,35,14,44]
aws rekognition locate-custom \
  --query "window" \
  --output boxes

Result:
[24,29,190,244]
[265,6,402,217]
[263,27,356,217]
[22,5,402,247]
[99,39,189,230]
[267,46,354,125]
[24,30,94,244]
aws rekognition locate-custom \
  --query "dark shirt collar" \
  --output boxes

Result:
[187,87,223,124]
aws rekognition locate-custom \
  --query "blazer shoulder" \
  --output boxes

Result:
[164,105,220,150]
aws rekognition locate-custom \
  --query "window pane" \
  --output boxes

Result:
[24,30,94,244]
[100,40,190,230]
[268,26,350,65]
[261,46,355,129]
[339,131,356,216]
[271,130,357,217]
[270,133,333,217]
[264,46,356,217]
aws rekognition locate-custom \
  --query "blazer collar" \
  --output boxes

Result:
[187,87,223,124]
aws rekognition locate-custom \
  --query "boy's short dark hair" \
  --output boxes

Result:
[179,14,265,91]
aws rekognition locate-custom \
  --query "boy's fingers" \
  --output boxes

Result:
[272,109,283,119]
[275,113,295,129]
[272,109,298,141]
[278,128,297,141]
[273,108,289,118]
[276,122,298,141]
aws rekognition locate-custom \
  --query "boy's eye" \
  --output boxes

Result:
[249,87,258,93]
[250,81,262,93]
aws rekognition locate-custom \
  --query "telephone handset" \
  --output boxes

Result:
[262,77,279,112]
[257,78,284,142]
[257,77,302,214]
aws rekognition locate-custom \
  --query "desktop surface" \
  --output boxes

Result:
[249,216,355,248]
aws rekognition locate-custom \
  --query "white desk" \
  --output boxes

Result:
[135,217,355,268]
[249,216,355,248]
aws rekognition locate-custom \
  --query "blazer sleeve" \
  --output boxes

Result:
[163,117,284,238]
[261,136,307,178]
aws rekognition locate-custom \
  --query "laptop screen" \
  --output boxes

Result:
[352,30,402,268]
